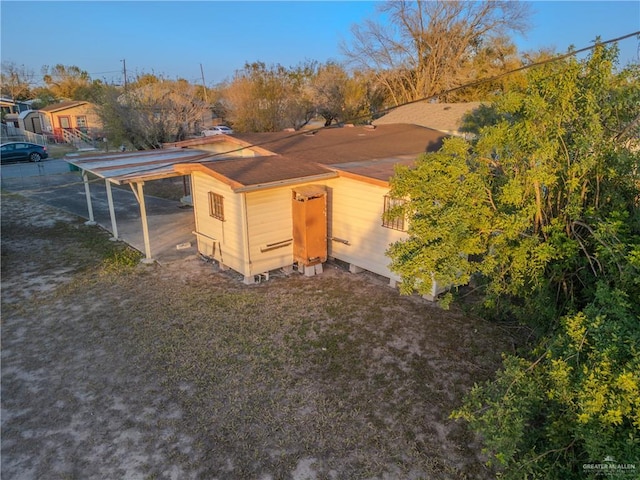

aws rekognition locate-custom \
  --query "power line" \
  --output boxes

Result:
[369,31,640,116]
[86,70,122,75]
[12,31,640,191]
[120,30,640,179]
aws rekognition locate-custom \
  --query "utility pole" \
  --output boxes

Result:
[199,63,208,102]
[121,59,128,90]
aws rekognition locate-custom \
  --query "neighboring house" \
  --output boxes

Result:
[1,97,31,118]
[373,101,483,137]
[1,97,31,129]
[1,98,47,144]
[169,124,449,298]
[38,100,102,143]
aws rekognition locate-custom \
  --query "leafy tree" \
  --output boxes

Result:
[386,46,640,478]
[131,73,162,88]
[282,61,317,130]
[0,61,35,101]
[224,61,314,132]
[28,86,58,108]
[96,78,210,149]
[305,62,377,126]
[446,35,527,101]
[388,44,639,317]
[204,81,231,126]
[307,61,349,126]
[41,64,103,101]
[342,0,530,105]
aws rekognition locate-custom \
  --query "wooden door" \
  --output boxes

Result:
[292,185,327,266]
[59,116,71,129]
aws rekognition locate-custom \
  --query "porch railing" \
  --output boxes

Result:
[61,128,93,145]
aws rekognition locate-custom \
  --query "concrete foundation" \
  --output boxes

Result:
[282,265,294,275]
[349,264,364,274]
[302,263,324,277]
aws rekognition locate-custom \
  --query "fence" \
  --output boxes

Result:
[0,124,47,145]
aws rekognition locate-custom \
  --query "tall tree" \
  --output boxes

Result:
[342,0,530,105]
[386,45,640,478]
[29,86,58,108]
[0,61,35,101]
[446,35,526,101]
[41,64,103,101]
[304,62,376,126]
[96,78,210,149]
[225,61,314,132]
[307,62,350,126]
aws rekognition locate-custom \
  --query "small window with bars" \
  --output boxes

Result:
[382,195,406,231]
[208,192,225,220]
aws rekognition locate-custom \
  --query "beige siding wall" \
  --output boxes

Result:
[191,171,248,275]
[73,104,102,129]
[245,177,406,280]
[41,104,103,133]
[327,177,406,281]
[52,104,102,129]
[190,173,408,283]
[244,188,295,275]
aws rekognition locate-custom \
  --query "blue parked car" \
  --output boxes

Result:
[1,142,49,163]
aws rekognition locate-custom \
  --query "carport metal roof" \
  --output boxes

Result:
[66,148,214,184]
[65,148,215,263]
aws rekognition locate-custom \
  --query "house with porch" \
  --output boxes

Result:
[38,100,102,144]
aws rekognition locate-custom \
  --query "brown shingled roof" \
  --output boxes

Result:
[326,155,419,186]
[176,124,447,191]
[39,101,89,112]
[194,155,334,190]
[233,124,445,164]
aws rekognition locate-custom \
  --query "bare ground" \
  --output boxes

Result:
[1,192,515,480]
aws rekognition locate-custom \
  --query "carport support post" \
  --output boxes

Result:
[105,180,118,240]
[82,171,96,225]
[133,181,154,263]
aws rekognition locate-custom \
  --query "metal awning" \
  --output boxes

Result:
[66,148,213,184]
[65,148,213,262]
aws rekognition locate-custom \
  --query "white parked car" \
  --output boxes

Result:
[202,126,234,136]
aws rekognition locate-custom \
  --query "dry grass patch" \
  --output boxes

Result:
[125,266,511,479]
[1,192,516,480]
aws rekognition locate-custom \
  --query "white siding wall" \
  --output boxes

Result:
[191,172,248,275]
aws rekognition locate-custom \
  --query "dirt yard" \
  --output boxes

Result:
[1,192,516,480]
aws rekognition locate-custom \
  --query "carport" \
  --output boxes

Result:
[66,149,213,262]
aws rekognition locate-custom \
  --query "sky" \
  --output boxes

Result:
[1,1,639,88]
